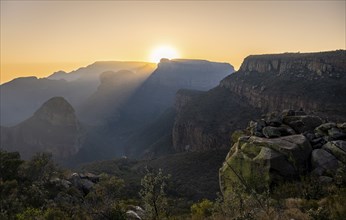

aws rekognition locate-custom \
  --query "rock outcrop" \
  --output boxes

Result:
[173,50,346,153]
[219,110,346,196]
[220,50,346,120]
[0,97,82,159]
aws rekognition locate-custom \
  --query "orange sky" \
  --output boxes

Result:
[1,1,345,84]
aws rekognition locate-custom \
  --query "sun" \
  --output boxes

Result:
[150,45,179,63]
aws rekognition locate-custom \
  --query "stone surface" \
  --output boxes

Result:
[219,134,312,195]
[322,141,346,163]
[311,149,339,172]
[283,115,323,133]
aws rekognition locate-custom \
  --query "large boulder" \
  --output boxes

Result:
[315,123,346,141]
[311,149,339,176]
[322,141,346,163]
[283,115,323,133]
[219,134,312,195]
[262,125,295,138]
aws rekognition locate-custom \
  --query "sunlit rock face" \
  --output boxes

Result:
[0,97,82,159]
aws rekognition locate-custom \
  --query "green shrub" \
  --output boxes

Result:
[191,199,213,219]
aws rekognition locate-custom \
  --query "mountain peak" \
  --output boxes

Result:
[34,97,77,126]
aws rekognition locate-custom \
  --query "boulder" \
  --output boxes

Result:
[282,109,295,117]
[337,122,346,130]
[283,115,323,133]
[327,127,346,140]
[68,173,95,194]
[248,120,266,137]
[318,176,333,184]
[126,210,142,220]
[311,149,339,174]
[315,123,337,136]
[265,112,282,127]
[219,134,312,195]
[322,141,346,163]
[262,126,281,138]
[127,205,145,219]
[262,126,295,138]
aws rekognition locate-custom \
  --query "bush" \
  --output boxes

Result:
[191,199,213,219]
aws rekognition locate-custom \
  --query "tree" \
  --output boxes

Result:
[139,167,170,220]
[191,199,214,219]
[0,150,23,181]
[85,174,126,220]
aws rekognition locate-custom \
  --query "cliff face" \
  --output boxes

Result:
[220,50,346,120]
[150,59,234,90]
[172,87,261,152]
[0,97,82,159]
[173,50,346,152]
[174,89,205,113]
[239,51,345,76]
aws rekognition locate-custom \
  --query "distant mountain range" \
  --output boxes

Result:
[1,51,345,165]
[0,59,234,161]
[0,61,156,126]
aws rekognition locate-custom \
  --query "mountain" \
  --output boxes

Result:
[100,59,234,158]
[0,77,75,126]
[0,97,82,159]
[1,58,235,162]
[0,61,155,126]
[48,61,155,83]
[173,50,346,152]
[120,59,234,124]
[77,70,152,125]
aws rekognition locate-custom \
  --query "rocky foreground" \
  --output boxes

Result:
[220,109,346,195]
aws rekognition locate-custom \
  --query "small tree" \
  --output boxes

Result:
[139,167,170,220]
[86,174,126,220]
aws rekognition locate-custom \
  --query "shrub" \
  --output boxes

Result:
[191,199,213,219]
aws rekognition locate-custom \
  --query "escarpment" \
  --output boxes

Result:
[220,50,346,120]
[173,50,346,153]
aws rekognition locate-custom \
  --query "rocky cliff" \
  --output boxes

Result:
[173,50,346,152]
[220,50,346,120]
[172,87,261,152]
[0,97,82,159]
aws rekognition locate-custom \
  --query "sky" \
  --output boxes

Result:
[1,1,345,84]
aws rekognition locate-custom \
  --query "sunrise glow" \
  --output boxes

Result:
[150,46,180,63]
